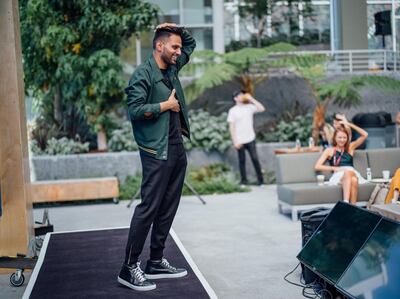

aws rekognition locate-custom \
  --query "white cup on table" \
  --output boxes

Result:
[382,170,390,180]
[316,175,325,186]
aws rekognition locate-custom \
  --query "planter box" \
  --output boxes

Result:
[30,142,294,182]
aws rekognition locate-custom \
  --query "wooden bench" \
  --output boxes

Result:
[31,177,119,204]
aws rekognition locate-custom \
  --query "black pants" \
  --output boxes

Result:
[124,143,187,265]
[237,140,264,184]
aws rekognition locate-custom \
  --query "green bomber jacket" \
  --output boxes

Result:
[125,29,196,160]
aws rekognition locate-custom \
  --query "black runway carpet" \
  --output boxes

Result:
[24,228,215,299]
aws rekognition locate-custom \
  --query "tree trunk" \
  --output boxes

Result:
[240,74,254,95]
[256,35,261,48]
[256,18,266,48]
[97,125,107,151]
[53,84,63,125]
[312,102,327,145]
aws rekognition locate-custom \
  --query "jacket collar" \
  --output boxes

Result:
[148,53,165,83]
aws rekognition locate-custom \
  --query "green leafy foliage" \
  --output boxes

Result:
[185,163,250,195]
[30,137,89,156]
[119,174,142,201]
[184,63,237,101]
[108,121,138,152]
[259,114,313,144]
[184,110,232,153]
[224,47,269,67]
[317,75,400,107]
[119,163,249,200]
[19,0,158,140]
[264,42,297,53]
[317,79,363,108]
[184,42,297,102]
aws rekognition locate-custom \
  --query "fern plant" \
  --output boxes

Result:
[183,43,296,102]
[270,52,400,142]
[185,43,400,144]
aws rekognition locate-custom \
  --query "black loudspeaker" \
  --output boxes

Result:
[300,208,331,284]
[298,202,400,299]
[374,10,392,36]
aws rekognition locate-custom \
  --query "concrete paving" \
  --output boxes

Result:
[0,185,305,299]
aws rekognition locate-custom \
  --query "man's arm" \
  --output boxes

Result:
[175,28,196,71]
[247,94,265,113]
[229,122,242,150]
[126,69,179,121]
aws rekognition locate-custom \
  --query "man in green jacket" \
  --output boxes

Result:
[118,23,196,292]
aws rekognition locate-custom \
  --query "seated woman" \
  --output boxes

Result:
[385,168,400,204]
[315,116,368,204]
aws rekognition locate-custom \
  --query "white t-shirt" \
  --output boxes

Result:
[227,104,258,145]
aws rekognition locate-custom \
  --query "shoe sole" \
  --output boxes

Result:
[117,277,156,291]
[145,270,188,280]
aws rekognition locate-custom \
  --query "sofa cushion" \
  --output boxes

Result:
[277,182,376,205]
[275,150,369,184]
[275,152,325,184]
[367,148,400,179]
[352,150,369,178]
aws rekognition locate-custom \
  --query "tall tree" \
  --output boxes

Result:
[20,0,158,150]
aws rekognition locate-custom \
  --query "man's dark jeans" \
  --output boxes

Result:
[124,143,187,265]
[237,140,264,185]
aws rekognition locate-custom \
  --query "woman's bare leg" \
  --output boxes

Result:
[350,176,358,205]
[341,171,353,202]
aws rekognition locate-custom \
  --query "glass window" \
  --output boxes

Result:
[303,4,331,46]
[396,19,400,52]
[367,3,393,49]
[271,3,299,38]
[148,0,180,24]
[183,0,213,24]
[139,31,154,63]
[187,28,213,50]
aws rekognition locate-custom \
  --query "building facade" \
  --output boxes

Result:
[123,0,400,67]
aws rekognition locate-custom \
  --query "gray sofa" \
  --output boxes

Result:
[275,148,400,221]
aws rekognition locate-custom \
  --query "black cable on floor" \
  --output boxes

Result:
[284,262,335,299]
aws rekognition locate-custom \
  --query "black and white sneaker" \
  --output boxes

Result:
[145,257,188,279]
[117,262,156,291]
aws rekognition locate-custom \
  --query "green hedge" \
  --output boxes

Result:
[259,114,313,145]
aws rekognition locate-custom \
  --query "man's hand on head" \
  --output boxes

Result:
[155,23,177,31]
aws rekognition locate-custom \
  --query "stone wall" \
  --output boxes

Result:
[30,142,294,182]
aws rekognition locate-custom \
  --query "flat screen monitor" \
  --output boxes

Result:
[337,218,400,299]
[297,202,382,284]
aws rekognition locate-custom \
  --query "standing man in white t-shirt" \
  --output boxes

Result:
[227,90,266,185]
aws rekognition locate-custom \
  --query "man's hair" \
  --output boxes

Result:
[232,89,245,101]
[152,27,183,50]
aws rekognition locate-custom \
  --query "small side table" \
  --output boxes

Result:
[274,146,322,155]
[370,203,400,222]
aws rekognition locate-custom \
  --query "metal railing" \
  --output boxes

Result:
[261,49,400,74]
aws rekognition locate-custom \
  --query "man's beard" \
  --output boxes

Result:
[161,51,175,65]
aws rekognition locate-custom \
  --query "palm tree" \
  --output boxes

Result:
[183,42,296,102]
[279,57,400,143]
[184,46,400,144]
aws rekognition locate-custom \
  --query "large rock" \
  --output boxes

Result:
[188,72,400,131]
